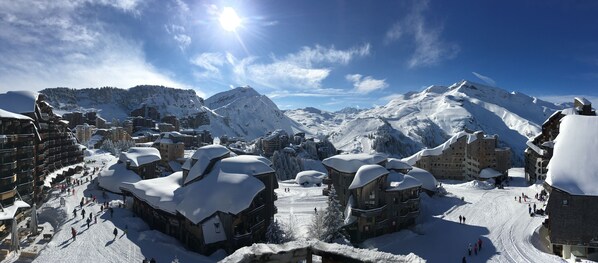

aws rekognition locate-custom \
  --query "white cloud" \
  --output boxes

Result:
[345,74,388,94]
[385,0,459,68]
[165,24,192,50]
[192,44,370,90]
[0,0,198,95]
[538,95,598,105]
[472,72,497,86]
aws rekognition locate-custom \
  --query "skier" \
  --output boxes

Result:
[71,227,77,240]
[459,215,462,224]
[86,217,91,228]
[81,208,85,219]
[468,243,472,256]
[113,228,118,239]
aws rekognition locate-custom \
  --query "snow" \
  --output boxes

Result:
[98,158,142,194]
[0,90,39,113]
[546,115,598,196]
[479,168,504,179]
[406,167,438,192]
[219,155,274,176]
[120,172,183,214]
[321,153,387,174]
[184,145,230,185]
[344,195,357,225]
[0,200,30,220]
[574,97,591,106]
[118,147,161,167]
[202,214,227,245]
[386,158,413,171]
[222,240,424,262]
[44,163,84,187]
[526,140,546,155]
[295,170,326,185]
[0,108,32,120]
[168,160,182,172]
[348,164,388,190]
[388,174,422,191]
[402,131,483,166]
[176,164,265,224]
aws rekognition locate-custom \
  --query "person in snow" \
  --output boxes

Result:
[468,243,472,256]
[474,242,478,255]
[86,217,91,228]
[518,196,521,203]
[113,228,118,239]
[462,256,467,263]
[95,215,98,224]
[71,227,77,240]
[463,216,466,224]
[110,207,114,218]
[478,238,483,250]
[81,208,85,219]
[314,207,317,214]
[533,203,536,212]
[73,209,77,218]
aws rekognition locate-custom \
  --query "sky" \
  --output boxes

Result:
[1,0,597,111]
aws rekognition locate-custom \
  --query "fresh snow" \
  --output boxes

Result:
[295,170,326,185]
[97,156,142,194]
[479,168,504,179]
[321,153,387,173]
[546,115,598,196]
[176,165,265,224]
[0,90,39,113]
[0,200,30,220]
[402,130,485,166]
[348,164,388,190]
[184,145,230,185]
[406,167,439,192]
[118,147,161,167]
[0,108,32,120]
[388,174,422,191]
[219,155,275,176]
[120,172,183,214]
[386,158,413,171]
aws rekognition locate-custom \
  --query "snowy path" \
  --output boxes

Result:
[26,152,219,263]
[274,181,328,239]
[363,168,566,263]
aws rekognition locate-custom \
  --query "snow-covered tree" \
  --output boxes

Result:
[266,219,286,244]
[285,214,297,242]
[308,208,326,240]
[100,139,136,156]
[271,150,303,180]
[321,186,345,242]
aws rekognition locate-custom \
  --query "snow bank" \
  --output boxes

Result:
[119,147,161,167]
[184,145,230,185]
[406,167,438,192]
[546,115,598,196]
[219,155,274,176]
[221,240,424,262]
[295,170,326,185]
[322,153,387,173]
[176,164,265,224]
[388,174,422,191]
[479,168,503,179]
[349,164,388,190]
[120,172,183,214]
[98,161,142,193]
[386,158,413,171]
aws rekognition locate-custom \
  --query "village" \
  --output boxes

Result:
[0,89,597,262]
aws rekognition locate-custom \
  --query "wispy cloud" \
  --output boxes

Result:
[472,72,497,86]
[345,74,388,94]
[0,0,197,95]
[190,52,227,78]
[165,24,191,50]
[385,0,459,68]
[192,44,371,90]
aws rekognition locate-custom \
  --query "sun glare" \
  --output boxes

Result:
[219,7,241,32]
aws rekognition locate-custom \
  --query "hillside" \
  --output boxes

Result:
[286,80,564,165]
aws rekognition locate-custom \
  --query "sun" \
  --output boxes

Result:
[219,7,241,32]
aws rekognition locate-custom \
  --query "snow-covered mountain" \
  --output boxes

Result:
[286,80,564,165]
[41,85,305,140]
[283,107,361,135]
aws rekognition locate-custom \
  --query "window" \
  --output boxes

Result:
[562,199,568,206]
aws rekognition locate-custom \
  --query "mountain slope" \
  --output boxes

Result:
[289,80,563,165]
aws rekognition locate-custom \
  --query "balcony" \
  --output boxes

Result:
[401,195,420,204]
[0,147,17,155]
[351,204,387,218]
[0,161,17,171]
[399,209,419,218]
[250,219,266,233]
[247,204,265,217]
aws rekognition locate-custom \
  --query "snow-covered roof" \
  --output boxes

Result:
[295,170,326,185]
[526,140,546,156]
[176,165,265,224]
[407,167,438,192]
[219,155,274,176]
[388,174,422,191]
[184,145,230,185]
[349,164,388,190]
[575,97,591,106]
[0,108,32,120]
[402,131,486,165]
[322,153,387,174]
[202,214,227,245]
[479,168,503,179]
[386,158,412,171]
[561,108,578,116]
[119,147,161,167]
[168,161,182,172]
[546,115,598,196]
[0,200,30,220]
[0,91,39,114]
[120,172,183,214]
[98,161,142,194]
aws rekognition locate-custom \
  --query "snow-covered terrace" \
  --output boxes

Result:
[322,153,387,174]
[119,147,161,167]
[348,164,388,190]
[546,115,598,196]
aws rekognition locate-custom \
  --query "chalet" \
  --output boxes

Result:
[544,115,598,261]
[322,153,432,243]
[525,97,596,184]
[403,130,511,182]
[118,147,161,179]
[120,145,278,255]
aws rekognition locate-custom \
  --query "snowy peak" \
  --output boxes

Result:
[205,86,261,110]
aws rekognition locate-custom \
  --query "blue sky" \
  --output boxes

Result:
[1,0,597,110]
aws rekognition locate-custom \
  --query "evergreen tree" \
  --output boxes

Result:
[308,208,326,240]
[321,186,345,242]
[265,219,285,244]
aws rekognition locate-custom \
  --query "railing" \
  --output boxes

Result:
[250,219,266,233]
[0,161,17,171]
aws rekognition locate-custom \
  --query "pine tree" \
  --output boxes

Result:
[308,210,326,240]
[266,219,285,244]
[322,186,345,242]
